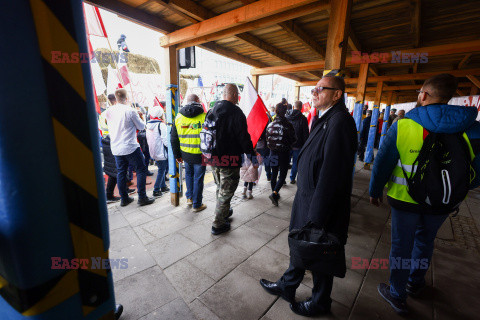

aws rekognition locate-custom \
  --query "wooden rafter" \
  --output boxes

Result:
[348,27,379,76]
[466,75,480,89]
[344,82,474,93]
[411,0,421,48]
[324,0,352,70]
[458,54,473,69]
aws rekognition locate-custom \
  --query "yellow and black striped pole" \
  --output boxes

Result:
[0,0,114,319]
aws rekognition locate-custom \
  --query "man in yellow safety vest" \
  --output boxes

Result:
[170,94,207,212]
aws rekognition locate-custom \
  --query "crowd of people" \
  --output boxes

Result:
[99,73,480,318]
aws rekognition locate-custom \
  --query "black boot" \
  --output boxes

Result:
[120,197,134,207]
[138,197,155,206]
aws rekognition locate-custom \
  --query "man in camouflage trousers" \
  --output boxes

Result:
[208,84,257,235]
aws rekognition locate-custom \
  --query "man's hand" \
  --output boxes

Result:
[176,158,183,163]
[370,197,383,207]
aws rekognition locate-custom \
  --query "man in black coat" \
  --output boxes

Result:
[260,76,358,317]
[208,84,257,235]
[286,100,309,183]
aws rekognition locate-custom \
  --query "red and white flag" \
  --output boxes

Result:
[83,3,108,38]
[239,77,269,147]
[117,60,130,86]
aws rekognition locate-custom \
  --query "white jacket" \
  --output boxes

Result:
[146,120,168,161]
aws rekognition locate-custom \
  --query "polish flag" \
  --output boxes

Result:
[239,77,269,147]
[83,3,108,38]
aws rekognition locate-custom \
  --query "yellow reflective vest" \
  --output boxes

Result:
[387,118,474,204]
[174,112,206,154]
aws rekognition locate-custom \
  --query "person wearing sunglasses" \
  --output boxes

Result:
[260,76,358,317]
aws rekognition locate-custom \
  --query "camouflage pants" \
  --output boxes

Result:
[212,166,240,228]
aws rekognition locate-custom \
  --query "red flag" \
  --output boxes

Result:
[307,107,317,131]
[301,102,311,113]
[239,77,269,148]
[83,3,108,38]
[117,61,130,86]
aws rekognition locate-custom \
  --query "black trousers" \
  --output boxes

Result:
[270,150,290,193]
[106,175,117,199]
[277,261,334,309]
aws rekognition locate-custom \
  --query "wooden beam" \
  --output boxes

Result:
[458,54,473,69]
[324,0,352,70]
[374,81,384,106]
[159,0,326,47]
[294,86,300,101]
[344,83,473,93]
[348,27,378,76]
[411,0,421,48]
[251,40,480,75]
[278,20,325,58]
[296,68,480,86]
[467,75,480,89]
[355,63,369,104]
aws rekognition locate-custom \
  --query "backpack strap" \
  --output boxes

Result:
[157,122,162,136]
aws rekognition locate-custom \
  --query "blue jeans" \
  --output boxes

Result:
[184,162,206,209]
[115,148,148,200]
[389,207,448,300]
[290,149,300,181]
[154,160,168,192]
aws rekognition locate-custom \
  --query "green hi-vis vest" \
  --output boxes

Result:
[175,112,206,154]
[387,118,475,204]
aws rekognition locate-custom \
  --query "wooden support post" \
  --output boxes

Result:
[386,91,394,106]
[252,75,259,91]
[164,46,180,206]
[324,0,352,71]
[294,86,300,101]
[353,63,369,133]
[379,91,394,147]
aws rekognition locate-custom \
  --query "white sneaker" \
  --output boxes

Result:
[247,190,253,199]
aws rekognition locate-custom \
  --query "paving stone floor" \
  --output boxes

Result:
[107,163,480,320]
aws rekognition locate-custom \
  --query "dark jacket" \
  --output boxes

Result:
[211,100,255,168]
[286,110,309,149]
[101,136,117,177]
[170,102,205,164]
[369,104,480,214]
[359,115,371,143]
[266,116,296,152]
[290,101,358,246]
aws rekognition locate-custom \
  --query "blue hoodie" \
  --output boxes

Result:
[369,104,480,210]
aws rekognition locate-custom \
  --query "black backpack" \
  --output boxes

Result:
[200,110,218,159]
[402,131,474,214]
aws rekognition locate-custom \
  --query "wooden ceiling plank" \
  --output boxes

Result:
[159,0,326,47]
[278,20,325,58]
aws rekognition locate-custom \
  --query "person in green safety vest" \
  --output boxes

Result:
[170,94,207,212]
[369,74,480,315]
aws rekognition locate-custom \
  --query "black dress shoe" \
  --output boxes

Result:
[269,193,279,206]
[114,304,123,320]
[120,197,134,207]
[211,222,231,235]
[138,197,155,206]
[127,188,136,194]
[107,196,121,203]
[259,279,295,303]
[290,299,330,317]
[226,208,233,218]
[146,171,154,176]
[153,190,162,197]
[161,186,170,192]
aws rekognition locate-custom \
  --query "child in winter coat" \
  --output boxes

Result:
[240,153,262,199]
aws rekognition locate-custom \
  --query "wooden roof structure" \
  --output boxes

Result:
[88,0,480,104]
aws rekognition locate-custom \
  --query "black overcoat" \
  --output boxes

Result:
[290,101,358,245]
[101,136,117,177]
